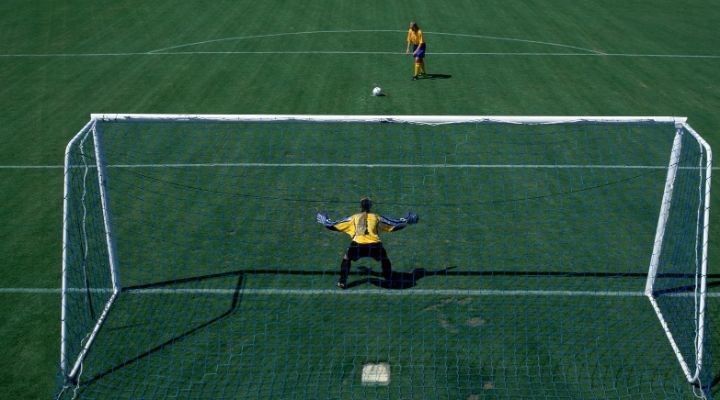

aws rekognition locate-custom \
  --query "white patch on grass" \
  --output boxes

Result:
[361,363,391,386]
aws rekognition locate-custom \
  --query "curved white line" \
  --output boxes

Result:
[427,31,604,55]
[145,29,602,54]
[147,29,399,53]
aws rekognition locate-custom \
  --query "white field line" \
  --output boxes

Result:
[1,163,718,170]
[0,165,65,169]
[2,287,719,297]
[1,50,719,59]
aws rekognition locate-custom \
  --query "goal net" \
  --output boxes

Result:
[57,115,712,399]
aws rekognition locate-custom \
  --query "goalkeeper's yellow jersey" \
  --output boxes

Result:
[331,212,402,244]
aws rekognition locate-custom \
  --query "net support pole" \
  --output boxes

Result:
[66,291,119,382]
[645,125,706,384]
[645,127,683,294]
[65,119,122,382]
[92,121,121,292]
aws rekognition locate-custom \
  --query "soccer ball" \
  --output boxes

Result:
[372,87,383,96]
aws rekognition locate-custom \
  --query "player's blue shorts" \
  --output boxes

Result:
[412,43,426,59]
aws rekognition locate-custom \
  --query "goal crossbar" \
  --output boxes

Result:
[90,113,686,125]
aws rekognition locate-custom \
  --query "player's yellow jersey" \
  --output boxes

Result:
[332,212,403,244]
[407,29,424,45]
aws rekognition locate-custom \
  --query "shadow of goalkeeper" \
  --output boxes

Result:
[346,266,458,290]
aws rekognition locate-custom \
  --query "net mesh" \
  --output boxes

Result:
[58,117,711,399]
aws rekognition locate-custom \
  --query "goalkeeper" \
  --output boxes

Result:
[316,197,419,289]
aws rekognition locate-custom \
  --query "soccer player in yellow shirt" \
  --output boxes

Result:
[316,197,419,289]
[405,21,426,80]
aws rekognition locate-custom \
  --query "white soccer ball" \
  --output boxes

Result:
[372,86,383,96]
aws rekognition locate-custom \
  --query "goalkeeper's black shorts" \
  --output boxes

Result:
[346,242,389,262]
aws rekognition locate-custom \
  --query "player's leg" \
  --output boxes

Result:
[338,254,351,289]
[338,242,361,289]
[412,44,420,80]
[379,247,392,281]
[418,44,426,75]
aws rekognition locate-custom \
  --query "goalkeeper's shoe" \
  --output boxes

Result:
[336,281,347,290]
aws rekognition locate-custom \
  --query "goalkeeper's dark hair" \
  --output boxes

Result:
[360,197,372,212]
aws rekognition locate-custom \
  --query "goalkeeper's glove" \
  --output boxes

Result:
[316,212,331,226]
[404,212,419,224]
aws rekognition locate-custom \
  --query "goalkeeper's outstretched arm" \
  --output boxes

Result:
[379,212,419,232]
[316,212,350,231]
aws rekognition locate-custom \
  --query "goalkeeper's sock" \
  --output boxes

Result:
[419,60,426,75]
[413,62,420,77]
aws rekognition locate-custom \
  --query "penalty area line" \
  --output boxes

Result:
[2,287,718,298]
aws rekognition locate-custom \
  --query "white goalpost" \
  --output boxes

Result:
[61,119,121,383]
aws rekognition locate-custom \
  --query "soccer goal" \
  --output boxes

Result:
[58,114,711,399]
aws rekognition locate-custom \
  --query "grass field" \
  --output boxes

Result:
[1,0,719,399]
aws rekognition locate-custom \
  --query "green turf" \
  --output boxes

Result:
[69,288,699,399]
[1,0,719,398]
